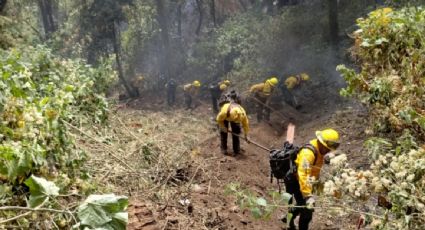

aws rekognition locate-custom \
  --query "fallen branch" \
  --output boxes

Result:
[0,200,51,224]
[63,120,137,172]
[0,205,72,213]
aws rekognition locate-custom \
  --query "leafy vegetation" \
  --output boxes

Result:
[338,7,425,138]
[0,45,117,227]
[224,6,425,230]
[76,194,128,229]
[225,183,292,220]
[329,7,425,229]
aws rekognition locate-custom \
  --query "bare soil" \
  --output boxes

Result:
[124,92,370,230]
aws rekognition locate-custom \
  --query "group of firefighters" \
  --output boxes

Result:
[164,74,340,230]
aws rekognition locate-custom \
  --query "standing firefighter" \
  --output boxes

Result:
[209,80,231,113]
[183,80,201,109]
[280,73,310,109]
[249,77,279,122]
[165,78,177,106]
[285,129,340,230]
[216,95,249,155]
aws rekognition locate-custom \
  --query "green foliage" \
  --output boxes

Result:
[0,0,41,49]
[24,175,59,208]
[187,12,265,85]
[225,183,291,220]
[338,7,425,139]
[0,46,116,184]
[330,7,425,229]
[76,194,128,230]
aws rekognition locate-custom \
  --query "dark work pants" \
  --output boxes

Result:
[255,95,270,122]
[167,87,176,106]
[281,87,297,108]
[284,178,313,230]
[220,121,241,154]
[184,93,192,109]
[210,89,221,113]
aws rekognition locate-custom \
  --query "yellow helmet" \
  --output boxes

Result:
[223,80,231,85]
[193,80,201,87]
[268,77,279,86]
[300,73,310,81]
[219,84,228,91]
[316,129,340,150]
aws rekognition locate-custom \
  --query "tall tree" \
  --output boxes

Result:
[262,0,273,14]
[195,0,204,35]
[112,21,139,98]
[328,0,339,47]
[0,0,7,13]
[155,0,171,80]
[210,0,216,27]
[177,1,183,38]
[79,0,139,97]
[37,0,56,37]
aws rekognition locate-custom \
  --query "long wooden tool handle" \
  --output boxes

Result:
[228,131,271,151]
[286,123,295,144]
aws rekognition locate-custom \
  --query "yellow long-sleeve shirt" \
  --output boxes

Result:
[295,139,324,197]
[285,76,302,90]
[249,79,276,97]
[216,103,249,134]
[183,84,199,95]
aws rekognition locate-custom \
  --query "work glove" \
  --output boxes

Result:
[324,155,331,164]
[305,196,315,210]
[244,135,250,143]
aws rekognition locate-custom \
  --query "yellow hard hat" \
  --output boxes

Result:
[268,77,279,86]
[223,80,231,85]
[193,80,201,87]
[300,73,310,81]
[219,84,228,91]
[316,129,340,150]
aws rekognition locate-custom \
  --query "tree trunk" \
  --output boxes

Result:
[210,0,216,27]
[155,0,171,80]
[177,2,182,37]
[328,0,339,47]
[277,0,299,8]
[195,0,203,35]
[238,0,246,11]
[46,0,56,32]
[0,0,7,13]
[262,0,273,14]
[37,0,56,37]
[112,22,139,98]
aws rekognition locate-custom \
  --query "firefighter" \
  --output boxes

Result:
[284,128,340,230]
[280,73,310,109]
[249,77,279,122]
[183,80,201,109]
[216,98,249,155]
[209,80,231,113]
[165,78,177,106]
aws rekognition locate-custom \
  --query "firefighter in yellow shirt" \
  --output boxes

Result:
[209,80,231,113]
[216,98,249,155]
[284,129,340,230]
[183,80,201,109]
[280,73,310,109]
[249,77,279,122]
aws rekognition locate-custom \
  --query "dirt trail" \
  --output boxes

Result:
[126,95,368,230]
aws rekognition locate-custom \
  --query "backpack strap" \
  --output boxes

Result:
[295,75,302,84]
[226,103,238,118]
[301,143,318,165]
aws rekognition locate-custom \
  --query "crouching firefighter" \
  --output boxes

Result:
[249,77,279,122]
[183,80,201,109]
[284,129,340,230]
[216,91,249,156]
[209,80,231,113]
